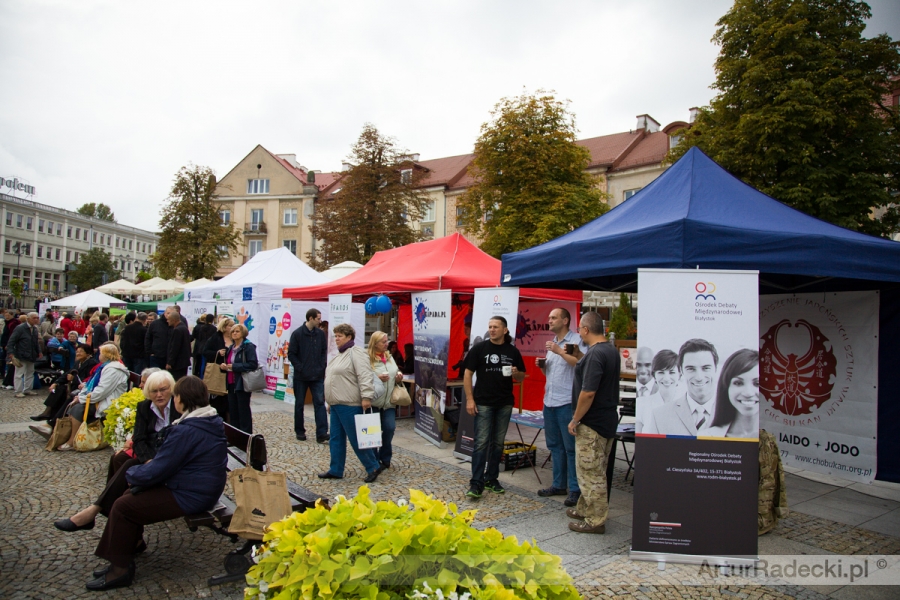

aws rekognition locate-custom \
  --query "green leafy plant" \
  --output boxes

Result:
[245,486,579,600]
[9,278,23,300]
[102,388,146,450]
[608,292,634,341]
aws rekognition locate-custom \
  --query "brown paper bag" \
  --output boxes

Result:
[228,466,292,540]
[73,401,109,452]
[204,360,227,396]
[45,416,73,451]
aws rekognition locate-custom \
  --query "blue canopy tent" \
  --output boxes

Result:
[501,147,900,482]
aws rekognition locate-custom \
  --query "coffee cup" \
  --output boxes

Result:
[537,358,547,368]
[565,343,576,355]
[502,365,512,377]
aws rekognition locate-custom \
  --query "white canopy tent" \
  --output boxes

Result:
[50,289,128,311]
[182,278,212,289]
[320,261,364,281]
[188,247,328,301]
[136,277,167,289]
[142,280,184,295]
[95,279,143,294]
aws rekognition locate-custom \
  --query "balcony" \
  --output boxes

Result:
[244,221,267,235]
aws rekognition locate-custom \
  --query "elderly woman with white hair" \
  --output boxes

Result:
[57,343,130,451]
[54,370,181,534]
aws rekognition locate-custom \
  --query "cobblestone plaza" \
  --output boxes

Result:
[1,390,898,599]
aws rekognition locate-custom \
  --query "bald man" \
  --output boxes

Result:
[634,347,658,398]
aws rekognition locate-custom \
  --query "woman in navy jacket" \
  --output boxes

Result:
[220,323,258,434]
[85,375,226,591]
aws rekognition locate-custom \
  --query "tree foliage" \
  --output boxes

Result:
[76,202,116,222]
[458,90,609,258]
[608,292,635,342]
[308,124,430,269]
[68,248,118,292]
[669,0,900,237]
[153,164,241,280]
[9,278,23,299]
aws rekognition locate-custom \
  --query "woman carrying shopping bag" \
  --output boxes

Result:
[367,331,404,474]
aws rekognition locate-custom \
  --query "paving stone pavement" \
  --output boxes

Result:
[1,389,898,599]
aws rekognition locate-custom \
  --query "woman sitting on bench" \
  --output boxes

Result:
[53,370,181,534]
[81,375,227,591]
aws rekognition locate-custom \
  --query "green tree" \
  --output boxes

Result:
[135,270,154,283]
[458,90,609,258]
[9,278,23,302]
[608,292,634,342]
[68,248,118,291]
[76,202,116,222]
[669,0,900,237]
[154,164,241,280]
[308,124,430,269]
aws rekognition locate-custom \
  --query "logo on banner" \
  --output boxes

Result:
[236,307,254,332]
[695,281,717,300]
[760,320,836,416]
[282,312,291,330]
[493,294,502,306]
[243,287,253,301]
[413,297,447,329]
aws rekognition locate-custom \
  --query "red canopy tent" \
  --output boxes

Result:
[283,234,582,410]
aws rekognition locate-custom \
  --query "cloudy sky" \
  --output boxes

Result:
[1,0,898,231]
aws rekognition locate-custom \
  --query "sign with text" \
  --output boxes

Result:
[265,299,294,394]
[412,290,452,447]
[759,291,878,483]
[633,268,759,562]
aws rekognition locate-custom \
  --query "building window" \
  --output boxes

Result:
[247,179,270,194]
[249,240,262,257]
[283,208,298,226]
[250,209,264,231]
[76,227,81,239]
[113,260,118,269]
[66,250,71,262]
[2,268,10,287]
[39,219,44,233]
[401,169,412,185]
[74,252,80,263]
[148,244,153,254]
[3,240,9,253]
[142,242,147,253]
[283,240,297,255]
[37,246,42,258]
[623,188,641,201]
[116,238,120,248]
[422,200,435,222]
[456,206,466,227]
[128,240,133,250]
[52,273,60,291]
[26,217,33,230]
[21,270,30,288]
[56,223,62,236]
[16,215,23,228]
[67,226,72,238]
[5,212,11,226]
[220,210,231,225]
[55,248,61,261]
[217,245,229,258]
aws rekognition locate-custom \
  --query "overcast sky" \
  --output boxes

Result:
[1,0,897,231]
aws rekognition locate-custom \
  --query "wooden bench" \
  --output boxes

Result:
[186,422,328,586]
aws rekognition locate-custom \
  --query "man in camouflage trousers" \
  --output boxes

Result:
[758,429,788,534]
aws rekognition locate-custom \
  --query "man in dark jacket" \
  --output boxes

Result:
[145,309,172,370]
[119,312,148,373]
[8,312,43,397]
[165,309,192,381]
[92,313,109,354]
[288,308,328,442]
[190,313,216,375]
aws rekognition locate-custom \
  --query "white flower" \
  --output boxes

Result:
[258,580,269,593]
[397,499,408,507]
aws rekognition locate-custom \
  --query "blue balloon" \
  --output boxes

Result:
[376,295,393,314]
[365,297,378,315]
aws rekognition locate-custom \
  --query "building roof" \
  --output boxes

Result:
[416,153,474,188]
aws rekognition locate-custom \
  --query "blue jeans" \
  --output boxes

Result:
[543,404,579,492]
[148,356,167,370]
[470,404,513,491]
[372,406,396,467]
[326,405,380,477]
[293,378,327,439]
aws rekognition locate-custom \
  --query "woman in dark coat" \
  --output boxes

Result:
[54,371,181,534]
[220,323,258,433]
[33,343,98,424]
[76,375,226,591]
[201,317,234,419]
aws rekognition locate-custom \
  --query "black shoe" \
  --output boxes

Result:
[92,565,110,579]
[537,486,568,497]
[484,480,505,494]
[379,461,390,470]
[316,436,328,444]
[296,433,307,441]
[363,470,379,483]
[30,414,51,421]
[564,491,581,507]
[465,487,482,499]
[55,517,95,532]
[317,472,342,479]
[86,563,135,591]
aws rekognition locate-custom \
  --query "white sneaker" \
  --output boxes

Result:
[14,393,25,398]
[23,391,36,396]
[3,386,13,390]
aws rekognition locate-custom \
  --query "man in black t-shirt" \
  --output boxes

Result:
[566,311,620,534]
[463,316,525,499]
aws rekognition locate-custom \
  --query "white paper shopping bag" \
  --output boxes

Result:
[354,410,382,449]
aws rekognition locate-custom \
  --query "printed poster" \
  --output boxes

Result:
[412,290,452,447]
[633,268,760,562]
[265,299,294,394]
[454,288,520,460]
[216,299,235,320]
[759,291,878,483]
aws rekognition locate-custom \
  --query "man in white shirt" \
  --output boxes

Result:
[536,308,585,508]
[643,339,718,436]
[635,347,658,398]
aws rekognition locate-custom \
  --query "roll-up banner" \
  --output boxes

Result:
[633,268,759,564]
[265,299,293,394]
[412,290,452,447]
[759,291,879,483]
[216,300,235,320]
[454,288,520,460]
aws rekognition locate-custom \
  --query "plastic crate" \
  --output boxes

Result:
[501,441,536,470]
